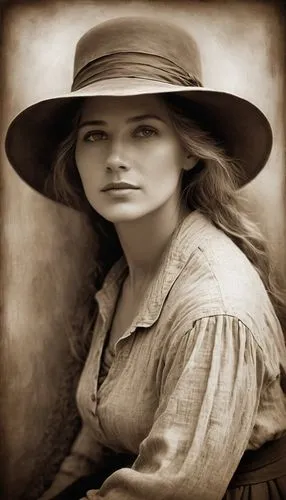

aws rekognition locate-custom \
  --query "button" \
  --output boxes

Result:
[90,393,96,402]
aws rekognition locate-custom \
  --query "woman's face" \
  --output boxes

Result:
[75,94,188,223]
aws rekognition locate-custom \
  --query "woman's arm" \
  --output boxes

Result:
[95,315,267,500]
[39,424,106,499]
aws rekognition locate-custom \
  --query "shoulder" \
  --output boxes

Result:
[166,219,280,345]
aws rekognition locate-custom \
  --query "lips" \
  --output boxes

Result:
[101,182,139,192]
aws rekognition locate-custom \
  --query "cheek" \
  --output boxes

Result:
[147,141,184,176]
[75,143,86,177]
[75,146,102,183]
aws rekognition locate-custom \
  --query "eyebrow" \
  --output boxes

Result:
[78,114,165,129]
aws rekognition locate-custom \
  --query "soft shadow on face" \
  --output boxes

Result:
[75,94,188,224]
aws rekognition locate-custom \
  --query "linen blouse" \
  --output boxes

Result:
[50,210,286,500]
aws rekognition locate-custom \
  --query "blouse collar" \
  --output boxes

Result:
[95,210,210,330]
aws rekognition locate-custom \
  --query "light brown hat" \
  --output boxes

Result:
[5,16,273,207]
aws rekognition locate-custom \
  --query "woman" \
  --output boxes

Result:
[5,16,286,500]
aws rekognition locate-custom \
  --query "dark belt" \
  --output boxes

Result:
[228,434,286,488]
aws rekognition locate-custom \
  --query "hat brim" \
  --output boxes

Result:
[5,77,273,207]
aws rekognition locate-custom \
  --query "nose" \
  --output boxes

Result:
[105,138,130,173]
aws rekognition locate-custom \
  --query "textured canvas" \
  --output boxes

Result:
[1,1,285,498]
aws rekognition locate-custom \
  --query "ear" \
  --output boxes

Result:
[183,154,199,171]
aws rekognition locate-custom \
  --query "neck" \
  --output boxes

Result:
[114,198,190,288]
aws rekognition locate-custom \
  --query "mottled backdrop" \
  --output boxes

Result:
[1,1,285,499]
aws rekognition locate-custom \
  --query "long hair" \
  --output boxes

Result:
[164,95,286,333]
[46,95,286,358]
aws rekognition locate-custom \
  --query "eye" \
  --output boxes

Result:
[133,126,158,138]
[83,130,108,142]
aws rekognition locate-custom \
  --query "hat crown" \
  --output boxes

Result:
[73,16,202,83]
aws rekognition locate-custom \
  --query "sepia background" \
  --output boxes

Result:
[1,0,285,498]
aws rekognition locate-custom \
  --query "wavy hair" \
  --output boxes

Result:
[165,95,286,332]
[45,95,286,357]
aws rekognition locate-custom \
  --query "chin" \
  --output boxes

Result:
[96,206,149,224]
[104,213,143,224]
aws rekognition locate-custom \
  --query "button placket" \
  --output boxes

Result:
[80,266,127,418]
[86,315,108,414]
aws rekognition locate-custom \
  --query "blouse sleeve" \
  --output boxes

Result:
[96,315,266,500]
[39,424,106,499]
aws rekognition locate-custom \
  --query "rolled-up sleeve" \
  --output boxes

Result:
[40,424,105,499]
[97,315,266,500]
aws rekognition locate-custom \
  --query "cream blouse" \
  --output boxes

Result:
[48,211,286,500]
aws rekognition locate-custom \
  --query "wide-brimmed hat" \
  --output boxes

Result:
[5,16,272,208]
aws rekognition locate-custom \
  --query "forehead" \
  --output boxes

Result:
[79,94,170,121]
